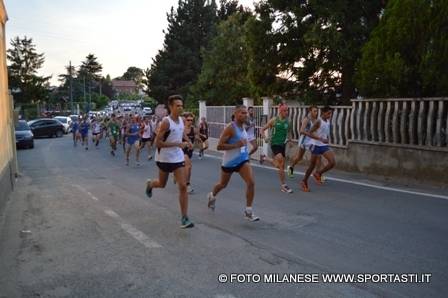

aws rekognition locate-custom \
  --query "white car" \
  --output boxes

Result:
[54,116,72,134]
[143,107,153,115]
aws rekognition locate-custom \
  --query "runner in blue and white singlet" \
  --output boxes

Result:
[222,122,249,170]
[287,105,319,178]
[207,105,259,222]
[301,106,336,192]
[125,117,141,166]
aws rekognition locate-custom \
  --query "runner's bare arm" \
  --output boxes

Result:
[260,117,275,139]
[183,129,193,149]
[217,124,245,151]
[300,117,312,137]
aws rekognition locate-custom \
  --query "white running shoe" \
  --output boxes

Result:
[244,211,260,222]
[207,192,216,211]
[281,184,293,193]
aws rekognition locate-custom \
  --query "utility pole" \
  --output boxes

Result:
[83,75,86,111]
[69,61,73,114]
[89,81,92,111]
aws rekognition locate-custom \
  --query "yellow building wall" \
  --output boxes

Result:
[0,0,13,173]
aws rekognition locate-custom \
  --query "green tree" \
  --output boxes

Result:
[148,0,218,104]
[101,75,114,99]
[141,67,151,96]
[78,53,103,81]
[191,12,252,105]
[120,66,144,87]
[246,0,384,104]
[7,36,51,103]
[356,0,448,97]
[91,93,109,110]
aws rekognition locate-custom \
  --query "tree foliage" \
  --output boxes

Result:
[148,0,218,104]
[190,12,252,105]
[7,36,51,103]
[245,0,384,104]
[356,0,448,98]
[78,53,103,82]
[120,66,144,87]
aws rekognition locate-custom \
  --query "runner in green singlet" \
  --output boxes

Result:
[260,103,293,193]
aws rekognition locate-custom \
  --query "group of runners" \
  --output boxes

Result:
[69,95,335,229]
[260,103,336,193]
[141,95,335,229]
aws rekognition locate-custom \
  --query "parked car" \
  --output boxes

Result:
[15,120,34,149]
[54,116,72,133]
[69,114,79,122]
[143,107,153,115]
[28,118,65,138]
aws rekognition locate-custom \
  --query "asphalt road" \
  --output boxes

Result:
[0,135,447,297]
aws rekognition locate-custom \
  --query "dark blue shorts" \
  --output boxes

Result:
[311,145,330,155]
[221,160,249,173]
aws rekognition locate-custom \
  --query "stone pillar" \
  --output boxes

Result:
[262,97,273,156]
[262,97,273,116]
[199,100,207,120]
[242,97,253,108]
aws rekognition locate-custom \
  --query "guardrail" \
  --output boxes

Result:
[205,98,448,152]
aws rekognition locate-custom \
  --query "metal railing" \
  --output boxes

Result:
[205,98,448,154]
[350,98,448,150]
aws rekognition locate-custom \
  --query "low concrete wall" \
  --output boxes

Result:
[206,138,448,187]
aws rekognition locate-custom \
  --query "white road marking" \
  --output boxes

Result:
[73,185,99,201]
[202,154,448,201]
[104,209,120,219]
[86,191,99,201]
[72,185,162,248]
[104,209,162,249]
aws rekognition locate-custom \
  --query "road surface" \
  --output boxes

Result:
[1,136,447,297]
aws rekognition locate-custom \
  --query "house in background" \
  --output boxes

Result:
[0,0,18,211]
[111,80,141,96]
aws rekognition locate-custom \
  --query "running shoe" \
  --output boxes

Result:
[259,154,266,165]
[244,211,260,222]
[312,172,323,185]
[287,166,294,178]
[145,179,152,198]
[136,162,141,167]
[281,184,293,193]
[300,181,310,192]
[85,147,88,151]
[111,150,115,156]
[180,216,194,228]
[187,184,194,194]
[147,155,153,160]
[207,192,216,211]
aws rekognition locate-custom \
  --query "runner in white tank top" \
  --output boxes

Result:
[145,95,194,229]
[300,106,336,192]
[245,106,259,156]
[139,117,154,161]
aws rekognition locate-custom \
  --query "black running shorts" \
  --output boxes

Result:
[271,145,286,157]
[156,162,185,173]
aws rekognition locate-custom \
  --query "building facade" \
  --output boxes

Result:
[0,0,16,211]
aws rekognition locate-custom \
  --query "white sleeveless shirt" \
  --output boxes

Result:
[311,117,330,146]
[142,123,152,139]
[155,116,185,163]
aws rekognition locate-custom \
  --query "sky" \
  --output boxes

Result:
[4,0,256,85]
